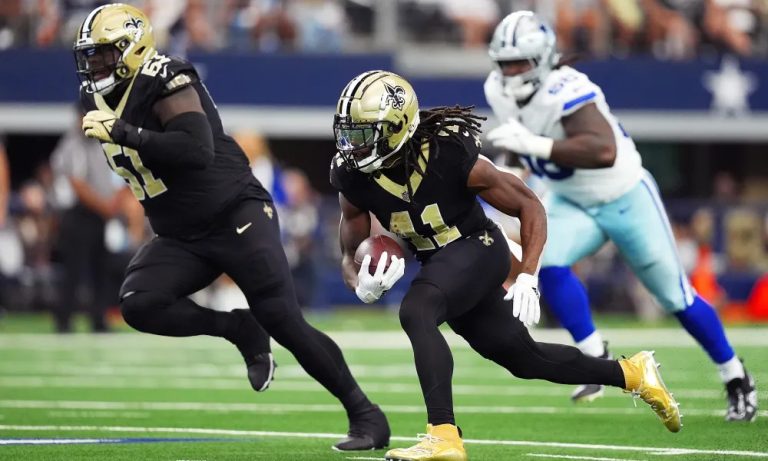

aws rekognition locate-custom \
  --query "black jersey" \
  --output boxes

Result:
[331,126,494,261]
[80,54,270,238]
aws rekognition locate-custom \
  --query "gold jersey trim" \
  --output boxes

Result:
[373,141,430,202]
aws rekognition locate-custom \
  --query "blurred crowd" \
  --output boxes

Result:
[0,0,766,58]
[0,127,327,332]
[0,0,766,330]
[1,127,767,331]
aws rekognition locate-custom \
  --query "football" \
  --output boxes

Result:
[354,234,405,275]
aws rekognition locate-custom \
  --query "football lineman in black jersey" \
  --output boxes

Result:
[331,71,682,461]
[74,4,389,451]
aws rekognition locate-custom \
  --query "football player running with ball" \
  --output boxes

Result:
[75,3,389,450]
[331,70,681,461]
[484,11,756,421]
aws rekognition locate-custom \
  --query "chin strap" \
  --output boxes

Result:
[92,73,118,95]
[358,114,420,173]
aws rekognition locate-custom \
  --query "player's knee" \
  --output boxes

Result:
[120,290,174,331]
[470,338,511,363]
[652,287,689,313]
[245,292,300,332]
[661,298,687,313]
[399,284,446,334]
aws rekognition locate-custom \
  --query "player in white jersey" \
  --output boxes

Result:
[483,10,756,421]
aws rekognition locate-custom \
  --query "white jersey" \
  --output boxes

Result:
[484,66,643,207]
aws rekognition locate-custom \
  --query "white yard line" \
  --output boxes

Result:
[1,362,765,385]
[0,399,764,418]
[527,454,644,461]
[1,328,768,349]
[0,424,765,458]
[0,375,755,401]
[0,438,119,445]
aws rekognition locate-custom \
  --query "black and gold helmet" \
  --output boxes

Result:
[334,70,420,173]
[73,3,156,95]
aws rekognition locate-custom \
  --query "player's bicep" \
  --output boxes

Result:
[561,103,613,141]
[152,85,205,126]
[468,155,535,217]
[339,192,371,255]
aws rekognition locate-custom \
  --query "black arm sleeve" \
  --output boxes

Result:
[112,111,215,170]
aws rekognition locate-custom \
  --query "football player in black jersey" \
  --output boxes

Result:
[331,71,682,461]
[74,4,389,451]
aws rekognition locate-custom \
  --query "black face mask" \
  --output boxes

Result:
[74,44,122,94]
[333,115,395,172]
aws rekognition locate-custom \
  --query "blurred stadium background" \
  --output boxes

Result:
[0,0,767,459]
[0,0,767,324]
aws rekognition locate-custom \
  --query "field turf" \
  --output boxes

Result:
[0,311,766,460]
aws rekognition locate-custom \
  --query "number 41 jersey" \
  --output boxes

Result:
[484,65,643,207]
[80,53,269,238]
[330,128,493,261]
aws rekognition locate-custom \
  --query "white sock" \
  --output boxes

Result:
[576,331,605,357]
[717,356,745,383]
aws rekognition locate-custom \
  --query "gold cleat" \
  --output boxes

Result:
[385,424,467,461]
[619,351,682,432]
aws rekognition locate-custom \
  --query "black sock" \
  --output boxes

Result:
[341,387,374,419]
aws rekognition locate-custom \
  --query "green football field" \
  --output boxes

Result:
[0,312,766,461]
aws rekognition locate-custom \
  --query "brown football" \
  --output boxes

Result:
[354,235,405,275]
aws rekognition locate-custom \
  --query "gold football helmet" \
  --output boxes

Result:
[334,70,420,173]
[73,3,156,95]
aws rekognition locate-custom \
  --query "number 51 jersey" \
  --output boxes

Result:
[330,128,493,261]
[484,65,643,207]
[80,54,268,238]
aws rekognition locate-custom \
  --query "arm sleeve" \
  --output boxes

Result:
[112,111,215,170]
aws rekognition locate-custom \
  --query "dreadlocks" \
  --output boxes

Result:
[400,105,486,203]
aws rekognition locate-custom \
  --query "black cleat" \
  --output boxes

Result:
[726,368,758,422]
[571,383,605,402]
[333,404,390,451]
[572,341,611,403]
[230,309,275,392]
[244,351,277,392]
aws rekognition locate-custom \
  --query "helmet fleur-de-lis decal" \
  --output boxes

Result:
[382,82,406,110]
[124,17,144,31]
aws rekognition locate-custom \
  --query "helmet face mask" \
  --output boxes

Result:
[74,43,123,95]
[488,11,560,101]
[334,116,404,173]
[496,58,540,101]
[334,71,420,174]
[73,3,156,95]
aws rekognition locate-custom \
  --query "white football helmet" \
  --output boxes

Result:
[488,11,560,101]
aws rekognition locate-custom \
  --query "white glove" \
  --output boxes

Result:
[504,273,541,326]
[487,118,554,159]
[355,252,406,304]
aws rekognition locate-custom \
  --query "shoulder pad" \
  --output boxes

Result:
[165,73,194,93]
[434,126,481,181]
[541,67,599,116]
[139,54,199,96]
[329,153,349,190]
[437,124,482,152]
[484,70,519,123]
